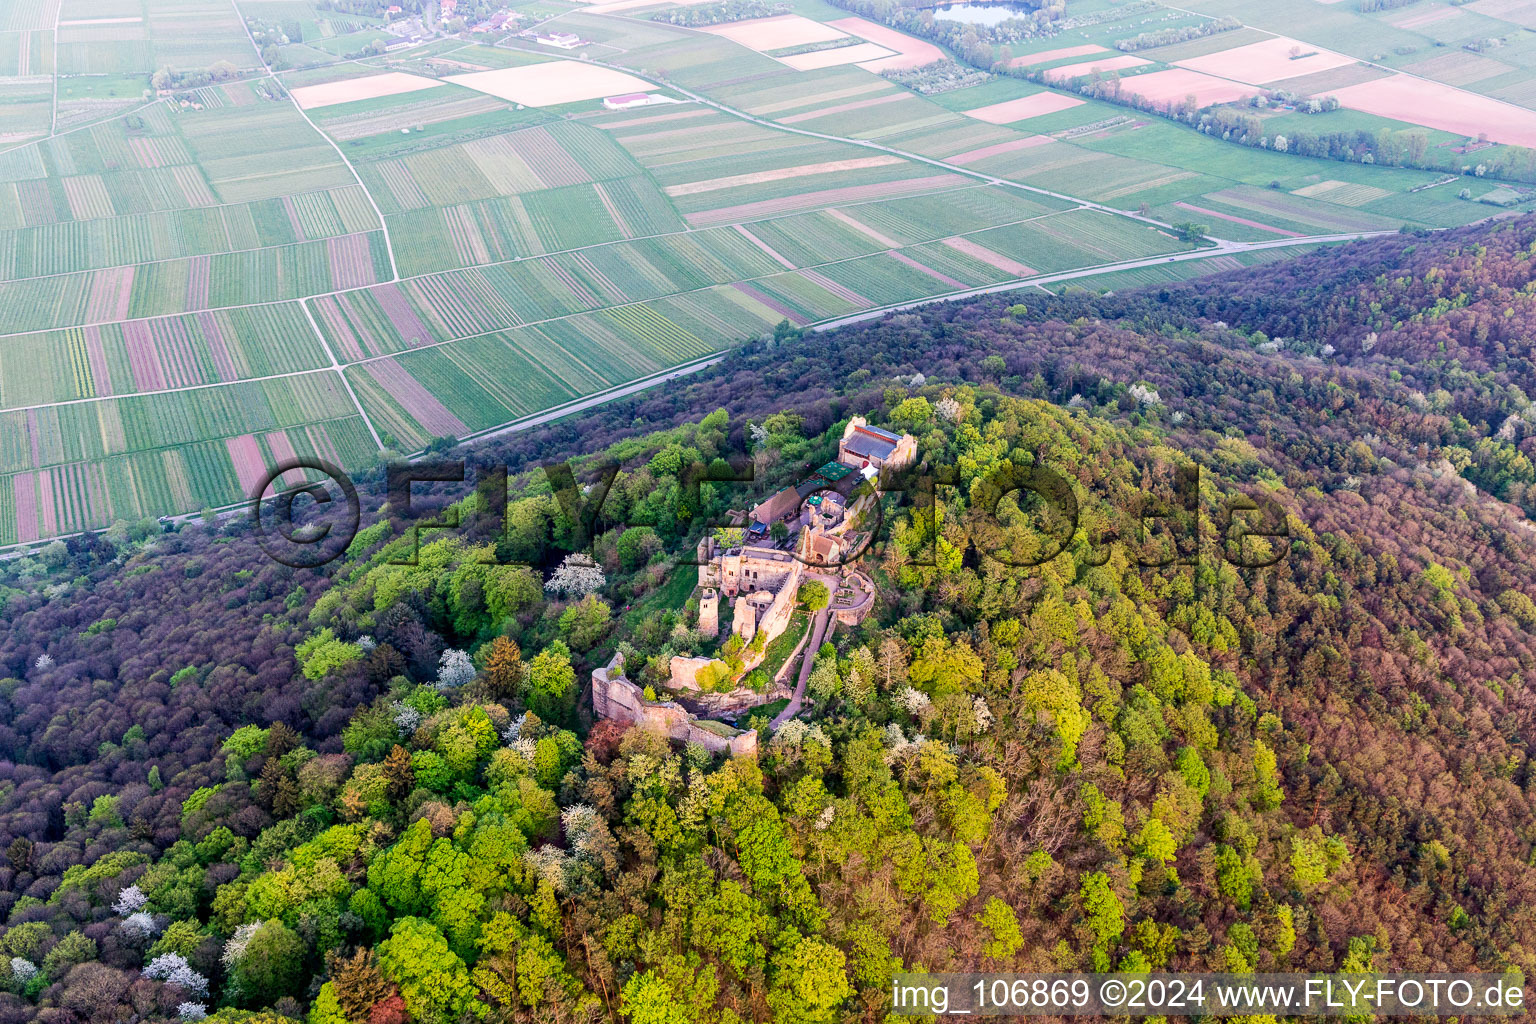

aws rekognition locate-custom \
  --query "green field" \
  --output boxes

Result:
[6,0,1536,544]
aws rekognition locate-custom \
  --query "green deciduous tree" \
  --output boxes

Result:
[377,917,484,1024]
[977,897,1023,960]
[231,920,305,1003]
[767,937,851,1023]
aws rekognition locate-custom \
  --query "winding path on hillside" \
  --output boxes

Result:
[772,608,831,730]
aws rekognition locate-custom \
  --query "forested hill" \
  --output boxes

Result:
[0,218,1532,1022]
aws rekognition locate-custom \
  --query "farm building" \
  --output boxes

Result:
[536,32,583,49]
[602,92,674,111]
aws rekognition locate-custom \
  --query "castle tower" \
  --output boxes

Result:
[698,588,719,638]
[697,535,716,586]
[732,594,756,643]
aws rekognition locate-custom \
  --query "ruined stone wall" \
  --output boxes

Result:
[592,653,757,757]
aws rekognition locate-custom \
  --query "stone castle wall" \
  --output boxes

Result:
[592,654,757,757]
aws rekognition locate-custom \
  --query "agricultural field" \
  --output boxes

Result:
[9,0,1536,544]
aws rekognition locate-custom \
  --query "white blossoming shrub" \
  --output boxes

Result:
[144,953,209,998]
[435,648,475,690]
[524,846,570,893]
[222,922,259,968]
[561,804,600,840]
[9,958,36,983]
[973,696,994,734]
[142,953,187,979]
[356,635,377,653]
[771,719,830,749]
[502,712,531,745]
[32,654,53,672]
[179,1003,208,1021]
[120,912,159,937]
[896,687,931,716]
[1127,383,1162,406]
[113,884,147,916]
[936,396,962,422]
[544,553,605,596]
[392,701,423,734]
[771,720,806,747]
[882,723,920,764]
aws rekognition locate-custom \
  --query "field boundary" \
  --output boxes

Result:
[0,236,1379,556]
[229,0,402,281]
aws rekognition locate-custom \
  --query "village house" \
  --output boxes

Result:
[472,10,516,31]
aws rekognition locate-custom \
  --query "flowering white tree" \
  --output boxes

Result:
[973,696,994,734]
[436,648,476,690]
[144,953,209,998]
[120,912,159,937]
[896,686,931,716]
[502,712,528,745]
[179,1003,208,1022]
[9,958,36,983]
[392,701,423,734]
[222,922,259,970]
[562,803,600,837]
[524,846,570,893]
[545,553,605,596]
[936,396,962,422]
[772,720,830,748]
[113,884,147,916]
[1127,383,1162,406]
[33,654,53,672]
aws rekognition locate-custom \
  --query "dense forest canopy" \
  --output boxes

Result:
[0,219,1534,1022]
